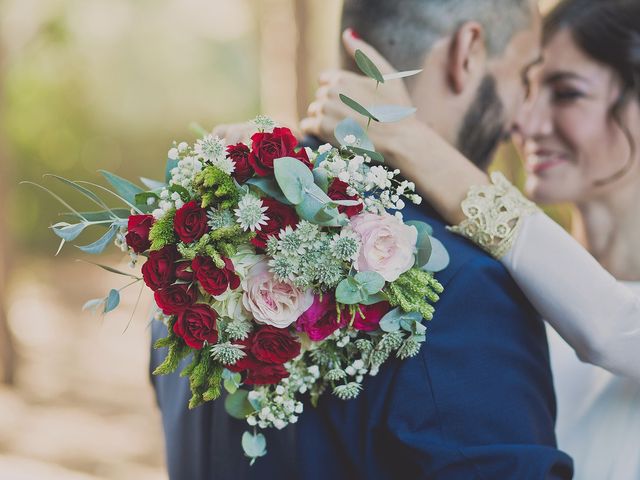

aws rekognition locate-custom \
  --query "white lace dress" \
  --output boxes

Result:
[547,283,640,480]
[501,213,640,479]
[452,175,640,478]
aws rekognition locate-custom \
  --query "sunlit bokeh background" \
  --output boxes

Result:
[0,0,561,478]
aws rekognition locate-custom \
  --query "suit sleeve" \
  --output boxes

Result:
[383,256,574,479]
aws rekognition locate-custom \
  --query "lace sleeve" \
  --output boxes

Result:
[449,173,640,382]
[448,172,539,259]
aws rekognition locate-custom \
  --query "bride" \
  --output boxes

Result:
[297,0,640,478]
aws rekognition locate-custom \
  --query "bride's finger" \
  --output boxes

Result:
[342,28,396,74]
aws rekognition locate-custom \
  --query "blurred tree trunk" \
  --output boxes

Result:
[0,44,16,385]
[257,0,298,127]
[294,0,310,121]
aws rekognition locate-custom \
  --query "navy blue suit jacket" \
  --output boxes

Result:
[150,203,574,479]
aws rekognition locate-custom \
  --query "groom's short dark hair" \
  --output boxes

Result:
[341,0,534,71]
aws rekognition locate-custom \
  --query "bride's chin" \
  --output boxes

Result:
[524,175,571,205]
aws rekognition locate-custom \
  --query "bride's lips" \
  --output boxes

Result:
[525,149,569,175]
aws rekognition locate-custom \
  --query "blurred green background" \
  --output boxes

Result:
[0,0,564,478]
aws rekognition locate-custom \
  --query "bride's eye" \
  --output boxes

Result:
[552,89,584,103]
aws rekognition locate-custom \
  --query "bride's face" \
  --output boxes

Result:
[514,28,640,204]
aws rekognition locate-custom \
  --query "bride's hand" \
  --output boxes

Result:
[301,29,487,225]
[300,29,423,166]
[212,122,256,145]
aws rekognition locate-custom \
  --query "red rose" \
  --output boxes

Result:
[226,337,255,373]
[352,301,391,332]
[251,198,299,250]
[173,304,219,349]
[191,256,240,296]
[227,143,253,183]
[251,326,301,364]
[226,335,290,385]
[125,214,154,253]
[328,179,363,218]
[296,294,346,341]
[174,200,210,243]
[245,362,289,385]
[175,261,195,282]
[249,127,312,176]
[142,245,179,291]
[154,283,198,315]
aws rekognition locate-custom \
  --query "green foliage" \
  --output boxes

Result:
[225,389,255,420]
[273,156,315,205]
[149,208,177,250]
[193,165,239,209]
[185,349,224,408]
[354,49,385,84]
[385,268,444,321]
[339,94,378,121]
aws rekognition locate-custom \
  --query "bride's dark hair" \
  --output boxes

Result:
[545,0,640,186]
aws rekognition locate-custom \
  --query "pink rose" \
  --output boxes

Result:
[297,294,347,341]
[242,259,314,328]
[349,212,417,282]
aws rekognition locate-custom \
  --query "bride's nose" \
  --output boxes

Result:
[512,91,553,140]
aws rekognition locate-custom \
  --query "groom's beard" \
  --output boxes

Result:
[456,75,507,172]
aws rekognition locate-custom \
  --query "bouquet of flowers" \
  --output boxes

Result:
[31,50,449,463]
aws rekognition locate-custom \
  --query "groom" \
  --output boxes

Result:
[151,0,574,478]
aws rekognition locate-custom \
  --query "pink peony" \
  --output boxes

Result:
[349,212,417,282]
[242,259,314,328]
[297,294,346,341]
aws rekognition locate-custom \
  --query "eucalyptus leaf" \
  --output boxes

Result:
[367,105,417,123]
[335,277,365,305]
[21,181,87,221]
[339,94,379,121]
[274,157,315,205]
[168,184,191,203]
[135,191,160,208]
[313,150,330,169]
[51,222,89,242]
[99,170,145,205]
[104,289,120,314]
[349,147,385,164]
[225,389,255,420]
[45,174,112,212]
[354,271,386,295]
[421,236,450,272]
[330,199,362,207]
[415,233,433,268]
[379,308,403,332]
[359,292,387,305]
[241,431,267,463]
[354,49,385,83]
[62,208,131,222]
[221,369,242,394]
[76,224,118,254]
[406,220,433,238]
[82,298,104,312]
[75,180,143,214]
[80,260,141,279]
[334,118,375,151]
[165,158,179,184]
[383,69,423,81]
[400,314,425,333]
[140,177,166,190]
[312,168,330,192]
[245,177,292,205]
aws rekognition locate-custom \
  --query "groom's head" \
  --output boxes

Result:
[341,0,542,169]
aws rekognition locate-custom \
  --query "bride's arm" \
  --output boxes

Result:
[301,31,640,382]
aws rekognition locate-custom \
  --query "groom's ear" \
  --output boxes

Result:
[446,22,487,95]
